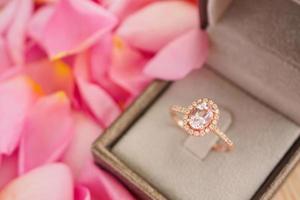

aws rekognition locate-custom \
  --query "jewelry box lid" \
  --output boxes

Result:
[205,0,300,124]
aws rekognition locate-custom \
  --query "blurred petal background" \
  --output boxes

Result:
[0,0,208,199]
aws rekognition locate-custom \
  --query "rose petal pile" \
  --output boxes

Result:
[0,0,208,199]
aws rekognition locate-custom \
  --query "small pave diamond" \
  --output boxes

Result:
[212,104,218,109]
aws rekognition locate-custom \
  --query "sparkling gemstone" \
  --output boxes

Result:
[188,105,214,130]
[188,113,206,129]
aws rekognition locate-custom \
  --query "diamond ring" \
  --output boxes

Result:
[170,98,234,152]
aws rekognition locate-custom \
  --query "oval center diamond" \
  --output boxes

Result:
[188,102,213,130]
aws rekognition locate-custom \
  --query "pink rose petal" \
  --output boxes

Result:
[19,92,74,173]
[35,0,58,5]
[6,0,33,65]
[144,29,209,80]
[0,76,40,156]
[89,34,112,83]
[25,59,74,98]
[75,186,91,200]
[0,37,12,75]
[0,0,17,34]
[76,75,121,127]
[62,112,102,179]
[30,0,117,59]
[74,53,120,127]
[103,0,153,19]
[78,162,135,200]
[24,42,47,63]
[0,152,18,189]
[117,1,198,52]
[110,36,152,96]
[27,4,55,49]
[62,112,134,199]
[0,163,74,200]
[90,35,132,106]
[0,0,10,7]
[0,65,23,83]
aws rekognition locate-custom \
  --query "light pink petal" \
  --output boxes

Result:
[7,0,33,65]
[25,59,74,98]
[0,76,40,156]
[144,29,209,80]
[19,92,74,173]
[0,163,74,200]
[89,34,111,87]
[35,0,58,5]
[117,1,198,53]
[0,152,18,189]
[75,186,91,200]
[27,5,55,46]
[110,36,152,96]
[62,112,102,179]
[74,53,120,127]
[76,73,121,127]
[102,0,153,19]
[30,0,117,59]
[0,0,10,7]
[0,0,17,34]
[90,35,132,106]
[78,162,135,200]
[63,113,134,200]
[0,65,23,82]
[89,34,112,83]
[0,37,12,75]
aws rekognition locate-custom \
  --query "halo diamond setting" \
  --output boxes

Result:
[183,98,219,136]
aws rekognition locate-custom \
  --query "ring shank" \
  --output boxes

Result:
[170,105,188,128]
[170,105,234,152]
[212,128,234,152]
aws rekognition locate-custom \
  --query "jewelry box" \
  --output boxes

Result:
[93,0,300,199]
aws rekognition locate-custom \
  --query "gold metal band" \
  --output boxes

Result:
[212,128,234,152]
[170,105,188,128]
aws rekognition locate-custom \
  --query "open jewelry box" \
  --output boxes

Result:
[92,0,300,199]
